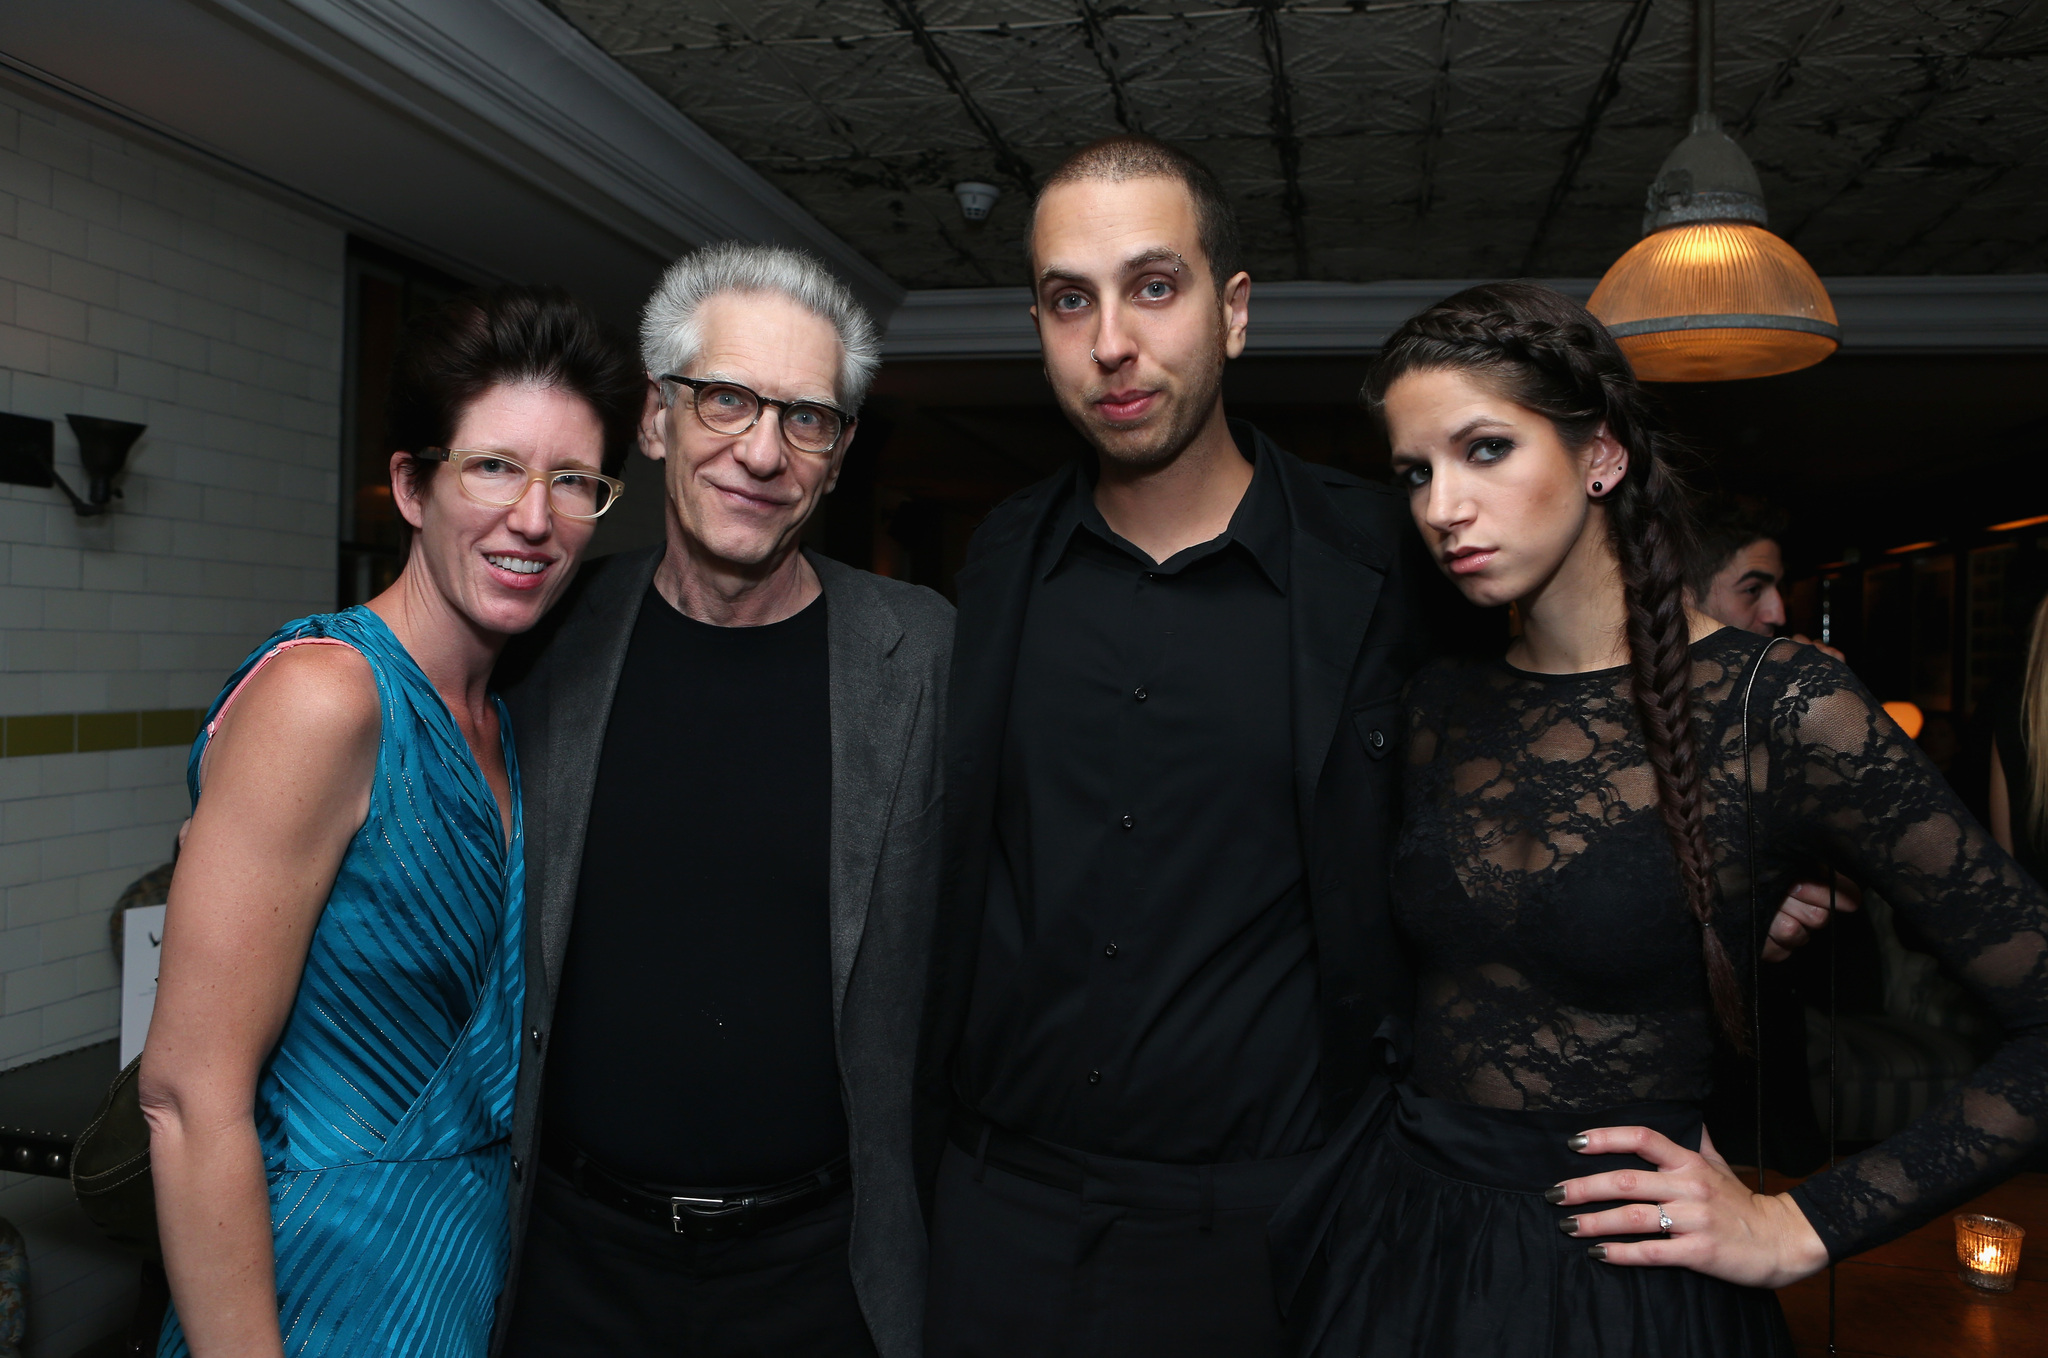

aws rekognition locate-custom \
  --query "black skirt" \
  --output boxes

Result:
[1271,1082,1794,1358]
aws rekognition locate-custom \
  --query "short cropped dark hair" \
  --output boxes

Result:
[386,285,645,478]
[1688,495,1789,599]
[1029,135,1243,295]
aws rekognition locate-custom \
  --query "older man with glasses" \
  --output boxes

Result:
[491,243,952,1358]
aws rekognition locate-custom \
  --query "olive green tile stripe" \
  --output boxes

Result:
[2,709,204,758]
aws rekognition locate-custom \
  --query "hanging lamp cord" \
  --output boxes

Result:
[1695,0,1715,123]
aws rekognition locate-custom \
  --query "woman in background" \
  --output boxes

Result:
[141,287,643,1357]
[1988,593,2048,885]
[1276,282,2048,1357]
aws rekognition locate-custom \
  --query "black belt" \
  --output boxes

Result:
[541,1134,850,1241]
[948,1109,1316,1222]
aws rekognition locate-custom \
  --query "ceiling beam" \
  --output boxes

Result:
[1870,162,2019,273]
[1416,0,1462,219]
[1781,0,2042,252]
[877,0,1039,196]
[1075,0,1148,134]
[700,0,996,285]
[1733,0,1845,139]
[1517,0,1655,275]
[1253,2,1311,278]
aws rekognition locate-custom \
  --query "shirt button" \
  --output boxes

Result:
[1088,1071,1102,1085]
[1133,685,1148,701]
[1104,942,1118,958]
[1120,813,1134,830]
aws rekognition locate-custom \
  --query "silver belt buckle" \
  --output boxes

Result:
[670,1194,744,1232]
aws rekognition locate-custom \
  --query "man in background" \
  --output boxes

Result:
[1692,496,1790,634]
[1690,494,1842,661]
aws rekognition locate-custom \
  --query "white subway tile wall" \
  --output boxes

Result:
[0,86,345,1357]
[0,86,344,1074]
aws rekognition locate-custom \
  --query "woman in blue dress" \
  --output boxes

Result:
[140,286,645,1357]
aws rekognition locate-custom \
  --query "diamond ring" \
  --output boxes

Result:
[1658,1207,1674,1235]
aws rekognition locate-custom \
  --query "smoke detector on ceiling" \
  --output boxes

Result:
[953,182,1000,222]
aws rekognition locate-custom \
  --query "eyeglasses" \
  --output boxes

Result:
[414,449,625,521]
[658,374,855,456]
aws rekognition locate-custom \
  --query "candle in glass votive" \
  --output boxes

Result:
[1955,1214,2025,1291]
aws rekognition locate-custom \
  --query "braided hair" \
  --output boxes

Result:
[1364,282,1749,1052]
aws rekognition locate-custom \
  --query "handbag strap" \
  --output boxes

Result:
[1735,635,1793,1194]
[1733,633,1838,1350]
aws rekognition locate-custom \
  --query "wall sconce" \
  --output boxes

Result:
[63,415,145,515]
[0,412,145,516]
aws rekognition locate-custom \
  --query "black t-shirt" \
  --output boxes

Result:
[543,587,844,1187]
[956,441,1319,1164]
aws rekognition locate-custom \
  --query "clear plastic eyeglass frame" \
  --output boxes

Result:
[413,448,625,521]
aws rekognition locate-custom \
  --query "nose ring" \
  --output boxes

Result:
[1091,348,1098,364]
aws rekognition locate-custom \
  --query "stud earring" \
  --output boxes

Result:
[1591,482,1603,495]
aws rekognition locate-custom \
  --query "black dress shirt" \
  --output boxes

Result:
[543,589,847,1186]
[956,439,1318,1164]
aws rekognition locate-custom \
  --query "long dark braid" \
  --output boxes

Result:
[1365,282,1750,1052]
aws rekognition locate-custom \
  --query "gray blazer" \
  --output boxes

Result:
[488,545,953,1358]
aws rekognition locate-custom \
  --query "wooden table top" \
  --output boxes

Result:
[1770,1170,2047,1357]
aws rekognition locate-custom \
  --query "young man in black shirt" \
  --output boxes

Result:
[916,135,1429,1357]
[494,244,952,1358]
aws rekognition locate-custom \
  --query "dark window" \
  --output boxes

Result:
[338,239,469,608]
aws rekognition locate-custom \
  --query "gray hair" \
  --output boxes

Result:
[640,242,881,411]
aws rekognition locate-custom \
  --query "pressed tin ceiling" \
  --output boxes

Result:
[548,0,2048,289]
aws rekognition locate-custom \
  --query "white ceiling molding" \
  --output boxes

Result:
[880,289,1039,359]
[0,0,897,322]
[883,277,2048,359]
[1823,277,2048,352]
[253,0,901,316]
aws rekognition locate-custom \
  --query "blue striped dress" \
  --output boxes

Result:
[160,607,524,1358]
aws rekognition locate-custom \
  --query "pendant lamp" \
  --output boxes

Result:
[1587,0,1838,382]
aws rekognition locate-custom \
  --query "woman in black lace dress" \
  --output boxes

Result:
[1273,283,2048,1357]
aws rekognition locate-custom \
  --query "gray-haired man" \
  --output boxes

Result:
[492,244,951,1358]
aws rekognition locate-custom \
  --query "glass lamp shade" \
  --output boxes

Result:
[1588,221,1839,382]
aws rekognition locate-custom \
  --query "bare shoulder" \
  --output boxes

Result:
[207,642,380,772]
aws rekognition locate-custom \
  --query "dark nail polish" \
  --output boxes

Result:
[1543,1185,1567,1205]
[1587,1244,1608,1262]
[1558,1217,1579,1236]
[1566,1133,1590,1151]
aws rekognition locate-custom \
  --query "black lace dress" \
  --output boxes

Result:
[1273,628,2048,1357]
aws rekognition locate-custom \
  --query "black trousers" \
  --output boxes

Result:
[504,1163,879,1358]
[923,1139,1303,1358]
